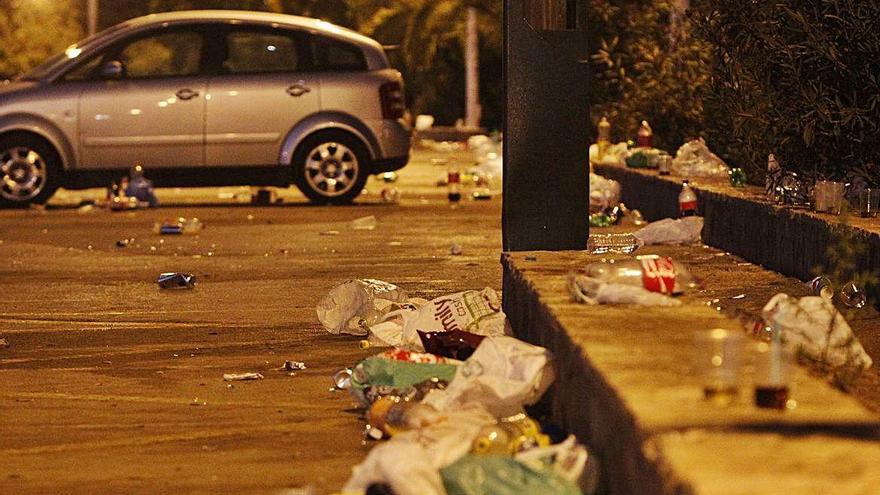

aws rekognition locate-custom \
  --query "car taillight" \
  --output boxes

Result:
[380,81,405,120]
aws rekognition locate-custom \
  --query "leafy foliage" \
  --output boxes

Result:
[588,1,712,151]
[0,0,84,78]
[690,0,880,186]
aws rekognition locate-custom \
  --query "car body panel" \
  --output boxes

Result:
[78,77,208,168]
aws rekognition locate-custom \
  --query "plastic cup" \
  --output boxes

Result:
[753,341,795,410]
[694,329,743,406]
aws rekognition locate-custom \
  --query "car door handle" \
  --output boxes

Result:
[176,88,200,100]
[286,83,311,97]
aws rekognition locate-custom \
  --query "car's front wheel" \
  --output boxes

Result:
[0,133,61,208]
[293,130,370,205]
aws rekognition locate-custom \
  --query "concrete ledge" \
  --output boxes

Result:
[502,249,880,494]
[593,163,880,304]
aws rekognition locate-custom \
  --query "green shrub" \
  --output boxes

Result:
[589,1,712,152]
[690,0,880,186]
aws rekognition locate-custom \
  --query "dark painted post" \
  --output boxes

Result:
[503,0,591,251]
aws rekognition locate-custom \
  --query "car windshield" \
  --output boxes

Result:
[18,22,131,81]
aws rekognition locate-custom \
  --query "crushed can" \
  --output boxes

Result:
[157,272,196,290]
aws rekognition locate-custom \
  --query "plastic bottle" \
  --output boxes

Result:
[597,116,611,159]
[447,162,461,203]
[637,120,653,148]
[584,255,697,295]
[679,180,697,217]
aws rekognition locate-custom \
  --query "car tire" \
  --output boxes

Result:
[0,133,62,208]
[293,130,370,205]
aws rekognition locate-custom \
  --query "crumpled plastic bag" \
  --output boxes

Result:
[762,293,872,370]
[589,173,621,213]
[672,138,729,179]
[633,217,703,245]
[441,455,583,495]
[368,288,508,350]
[395,402,498,468]
[589,142,628,167]
[350,350,461,407]
[567,273,681,307]
[515,435,596,492]
[343,440,446,495]
[316,279,409,335]
[423,336,555,418]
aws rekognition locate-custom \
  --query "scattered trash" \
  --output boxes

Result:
[762,293,872,370]
[367,288,507,350]
[672,138,730,179]
[77,204,96,214]
[626,148,667,169]
[584,255,697,295]
[154,218,203,235]
[281,361,307,372]
[806,276,833,300]
[678,179,698,217]
[568,273,681,306]
[351,215,378,231]
[450,242,463,256]
[350,350,459,407]
[344,440,446,495]
[840,282,867,309]
[471,188,492,200]
[422,336,555,418]
[586,233,644,255]
[418,330,485,361]
[637,120,653,147]
[0,338,8,348]
[381,172,399,183]
[223,372,264,381]
[316,279,410,336]
[381,188,400,203]
[115,238,133,248]
[589,173,621,213]
[447,163,462,203]
[442,455,583,495]
[126,165,159,207]
[731,294,746,300]
[729,167,747,187]
[633,217,704,245]
[320,230,340,236]
[252,188,276,205]
[157,272,197,290]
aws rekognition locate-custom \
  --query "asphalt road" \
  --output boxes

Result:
[0,146,502,495]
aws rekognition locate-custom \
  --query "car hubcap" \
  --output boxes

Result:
[304,142,358,197]
[0,146,46,202]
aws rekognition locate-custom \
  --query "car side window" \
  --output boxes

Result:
[63,55,104,81]
[222,30,301,74]
[118,31,204,78]
[314,37,367,71]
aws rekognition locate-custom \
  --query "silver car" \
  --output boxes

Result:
[0,10,411,206]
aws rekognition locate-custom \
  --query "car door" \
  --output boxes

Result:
[204,25,320,167]
[77,27,208,169]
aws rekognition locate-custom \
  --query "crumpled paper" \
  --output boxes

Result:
[368,288,508,350]
[589,173,621,213]
[762,293,872,370]
[568,273,682,307]
[316,279,410,335]
[633,217,704,245]
[672,138,729,179]
[422,336,555,418]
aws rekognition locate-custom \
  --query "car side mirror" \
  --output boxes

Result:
[100,60,125,80]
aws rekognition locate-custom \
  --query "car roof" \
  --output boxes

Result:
[124,10,380,50]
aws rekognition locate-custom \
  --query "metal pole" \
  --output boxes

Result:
[88,0,98,36]
[465,7,480,129]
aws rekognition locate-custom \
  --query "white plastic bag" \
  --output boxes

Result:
[762,293,872,370]
[368,288,507,349]
[672,138,729,179]
[633,217,704,245]
[316,279,409,336]
[567,273,682,307]
[423,336,555,418]
[394,402,497,468]
[589,173,621,213]
[343,440,446,495]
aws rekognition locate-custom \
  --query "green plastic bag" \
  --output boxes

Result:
[441,455,583,495]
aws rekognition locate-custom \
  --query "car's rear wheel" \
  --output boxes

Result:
[293,130,370,205]
[0,134,61,208]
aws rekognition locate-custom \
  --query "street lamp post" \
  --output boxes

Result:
[87,0,98,36]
